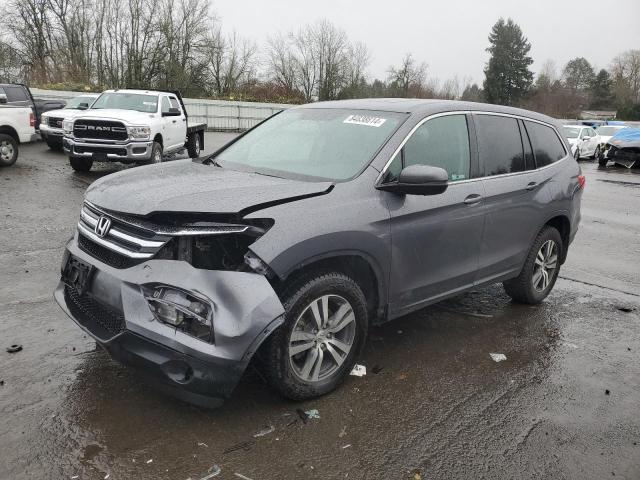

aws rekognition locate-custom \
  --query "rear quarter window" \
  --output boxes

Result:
[6,86,28,102]
[524,121,567,168]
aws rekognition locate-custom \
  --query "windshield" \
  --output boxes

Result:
[563,126,581,139]
[214,108,406,181]
[67,96,97,109]
[596,126,624,136]
[91,93,158,113]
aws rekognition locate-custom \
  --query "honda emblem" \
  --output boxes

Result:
[95,216,111,238]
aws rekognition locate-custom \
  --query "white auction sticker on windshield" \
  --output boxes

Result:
[343,114,387,127]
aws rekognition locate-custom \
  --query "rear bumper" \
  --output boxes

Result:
[63,137,153,162]
[54,236,285,407]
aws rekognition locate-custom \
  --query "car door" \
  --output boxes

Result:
[588,127,599,155]
[473,113,545,284]
[159,95,178,150]
[381,113,485,317]
[168,95,186,149]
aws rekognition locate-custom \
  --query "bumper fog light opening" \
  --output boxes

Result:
[144,286,214,343]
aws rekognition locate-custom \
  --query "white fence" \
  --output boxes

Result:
[30,88,291,131]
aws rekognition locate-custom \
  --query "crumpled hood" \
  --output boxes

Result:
[74,109,158,125]
[607,128,640,149]
[85,160,333,216]
[567,138,578,146]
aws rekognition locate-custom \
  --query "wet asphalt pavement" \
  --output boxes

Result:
[1,135,639,480]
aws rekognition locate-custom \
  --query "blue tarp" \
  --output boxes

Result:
[611,128,640,142]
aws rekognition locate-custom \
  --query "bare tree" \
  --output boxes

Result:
[611,49,640,103]
[388,53,427,97]
[292,28,317,102]
[204,27,257,97]
[266,33,298,93]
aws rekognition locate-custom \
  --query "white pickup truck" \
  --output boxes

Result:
[62,89,207,172]
[0,102,38,166]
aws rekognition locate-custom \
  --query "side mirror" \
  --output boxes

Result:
[582,136,591,141]
[162,107,181,117]
[0,94,7,104]
[377,165,449,196]
[77,102,89,110]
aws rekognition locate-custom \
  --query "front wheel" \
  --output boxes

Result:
[69,156,93,172]
[591,145,601,160]
[261,272,369,400]
[503,226,563,304]
[0,134,18,167]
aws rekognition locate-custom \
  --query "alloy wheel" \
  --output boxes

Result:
[195,136,200,156]
[288,294,356,382]
[532,240,558,292]
[0,140,14,163]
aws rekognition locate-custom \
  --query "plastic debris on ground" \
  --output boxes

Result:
[146,459,153,464]
[305,409,320,419]
[253,425,275,438]
[197,442,208,447]
[6,344,22,353]
[223,440,256,454]
[489,353,507,362]
[234,473,254,480]
[350,364,366,377]
[339,426,347,437]
[342,444,352,449]
[616,305,635,313]
[198,464,222,479]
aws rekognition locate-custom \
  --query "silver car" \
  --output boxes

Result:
[55,99,584,407]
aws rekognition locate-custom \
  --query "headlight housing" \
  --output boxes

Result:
[143,285,214,342]
[128,126,151,140]
[63,120,74,134]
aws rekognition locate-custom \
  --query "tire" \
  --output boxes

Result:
[186,132,201,158]
[503,226,563,304]
[46,138,63,151]
[0,133,18,167]
[69,156,93,172]
[150,141,163,163]
[598,155,608,167]
[591,145,601,160]
[261,271,369,400]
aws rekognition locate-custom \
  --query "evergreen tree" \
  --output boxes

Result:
[563,57,595,91]
[483,18,534,106]
[590,69,613,109]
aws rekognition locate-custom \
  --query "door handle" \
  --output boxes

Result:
[526,182,538,191]
[464,194,482,205]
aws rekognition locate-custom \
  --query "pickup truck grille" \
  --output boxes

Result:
[48,117,64,128]
[77,202,171,267]
[74,120,128,141]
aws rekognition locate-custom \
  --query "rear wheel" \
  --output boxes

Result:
[186,132,201,158]
[69,156,93,172]
[261,272,368,400]
[0,134,18,166]
[503,226,563,304]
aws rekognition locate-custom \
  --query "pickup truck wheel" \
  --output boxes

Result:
[187,133,201,158]
[46,138,63,151]
[69,156,93,172]
[151,142,163,163]
[261,272,369,400]
[0,134,18,167]
[503,226,563,304]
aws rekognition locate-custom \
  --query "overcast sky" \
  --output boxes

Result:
[214,0,640,85]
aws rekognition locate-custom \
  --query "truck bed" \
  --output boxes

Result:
[187,122,207,134]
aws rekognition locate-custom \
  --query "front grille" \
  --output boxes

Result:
[73,119,128,141]
[611,148,640,162]
[77,202,170,261]
[78,234,141,269]
[64,285,125,339]
[74,145,127,156]
[48,117,64,128]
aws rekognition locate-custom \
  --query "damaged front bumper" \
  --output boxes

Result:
[54,235,285,407]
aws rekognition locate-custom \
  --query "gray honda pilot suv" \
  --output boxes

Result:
[55,99,583,407]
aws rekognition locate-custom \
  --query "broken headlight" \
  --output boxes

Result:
[144,286,214,342]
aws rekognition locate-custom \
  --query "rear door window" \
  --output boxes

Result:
[401,114,471,182]
[6,86,28,102]
[524,121,567,167]
[169,97,181,112]
[474,114,524,176]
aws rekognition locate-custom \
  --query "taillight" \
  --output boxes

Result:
[29,112,35,127]
[578,174,586,189]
